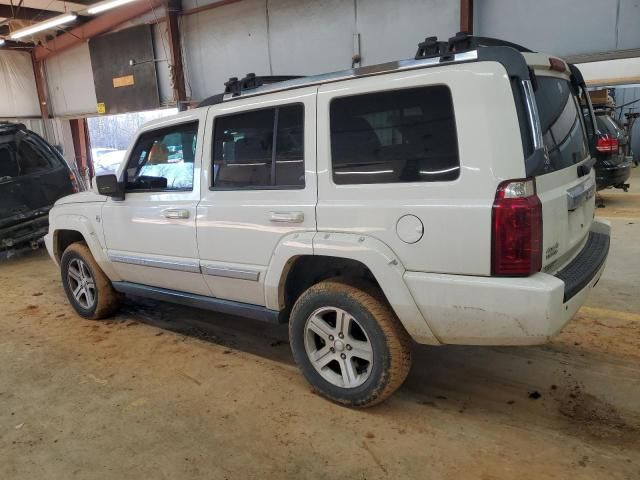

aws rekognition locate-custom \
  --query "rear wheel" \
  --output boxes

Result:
[61,242,121,319]
[289,280,412,407]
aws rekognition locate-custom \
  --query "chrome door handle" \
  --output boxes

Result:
[269,211,304,223]
[163,209,190,219]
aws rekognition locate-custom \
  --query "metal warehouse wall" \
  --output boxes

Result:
[45,43,99,117]
[43,9,172,117]
[0,50,40,118]
[183,0,460,101]
[477,0,640,56]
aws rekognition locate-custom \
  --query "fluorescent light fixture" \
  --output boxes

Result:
[87,0,138,15]
[10,13,77,40]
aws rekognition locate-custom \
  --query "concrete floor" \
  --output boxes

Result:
[1,169,639,479]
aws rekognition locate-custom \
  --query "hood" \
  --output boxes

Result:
[55,191,107,206]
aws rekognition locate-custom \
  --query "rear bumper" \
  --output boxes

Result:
[596,161,632,189]
[403,220,611,346]
[0,215,49,249]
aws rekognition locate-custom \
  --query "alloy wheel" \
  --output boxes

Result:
[67,258,97,310]
[304,306,374,388]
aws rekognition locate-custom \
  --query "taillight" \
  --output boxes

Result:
[595,134,619,153]
[491,178,542,276]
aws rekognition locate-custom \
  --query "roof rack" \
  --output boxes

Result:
[197,33,534,107]
[224,73,304,97]
[415,32,532,60]
[198,74,303,107]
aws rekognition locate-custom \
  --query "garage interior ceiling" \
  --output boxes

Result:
[0,0,94,35]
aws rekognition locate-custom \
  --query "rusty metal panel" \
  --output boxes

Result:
[89,24,160,115]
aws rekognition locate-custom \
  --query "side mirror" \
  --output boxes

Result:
[96,174,125,200]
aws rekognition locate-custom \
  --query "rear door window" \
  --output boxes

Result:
[330,85,459,184]
[534,76,589,174]
[212,104,305,189]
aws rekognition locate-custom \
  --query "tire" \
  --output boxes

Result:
[60,242,121,320]
[289,280,412,407]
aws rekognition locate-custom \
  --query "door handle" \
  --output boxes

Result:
[163,209,190,219]
[269,211,304,223]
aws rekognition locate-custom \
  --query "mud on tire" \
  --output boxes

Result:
[289,280,413,407]
[61,242,121,320]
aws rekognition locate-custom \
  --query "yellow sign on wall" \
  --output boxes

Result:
[97,102,106,114]
[113,75,135,88]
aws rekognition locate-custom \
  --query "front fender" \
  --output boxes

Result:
[48,210,120,281]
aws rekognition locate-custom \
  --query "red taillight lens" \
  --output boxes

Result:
[595,134,619,153]
[491,178,542,276]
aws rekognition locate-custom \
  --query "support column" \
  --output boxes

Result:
[31,51,50,120]
[70,118,93,183]
[166,0,187,110]
[460,0,474,34]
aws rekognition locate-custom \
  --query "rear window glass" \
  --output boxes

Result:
[596,115,623,140]
[534,77,589,174]
[0,132,56,180]
[330,85,459,184]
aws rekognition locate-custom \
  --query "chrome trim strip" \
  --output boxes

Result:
[224,51,479,101]
[109,254,201,274]
[567,176,596,211]
[521,79,544,151]
[201,265,260,282]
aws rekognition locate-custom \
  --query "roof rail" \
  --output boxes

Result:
[415,32,532,60]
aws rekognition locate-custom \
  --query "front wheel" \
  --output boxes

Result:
[289,280,412,407]
[61,242,121,319]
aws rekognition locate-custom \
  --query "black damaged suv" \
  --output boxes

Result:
[0,123,80,252]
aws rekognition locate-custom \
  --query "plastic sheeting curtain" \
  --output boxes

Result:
[0,50,40,118]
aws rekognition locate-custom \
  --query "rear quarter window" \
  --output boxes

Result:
[330,85,460,185]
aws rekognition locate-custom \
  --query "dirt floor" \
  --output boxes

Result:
[1,169,640,480]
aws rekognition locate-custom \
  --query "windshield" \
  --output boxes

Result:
[534,76,589,174]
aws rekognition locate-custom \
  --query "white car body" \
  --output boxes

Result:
[45,47,610,347]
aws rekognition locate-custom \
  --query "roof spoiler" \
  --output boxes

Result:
[415,32,533,60]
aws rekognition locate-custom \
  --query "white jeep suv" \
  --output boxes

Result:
[45,34,610,407]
